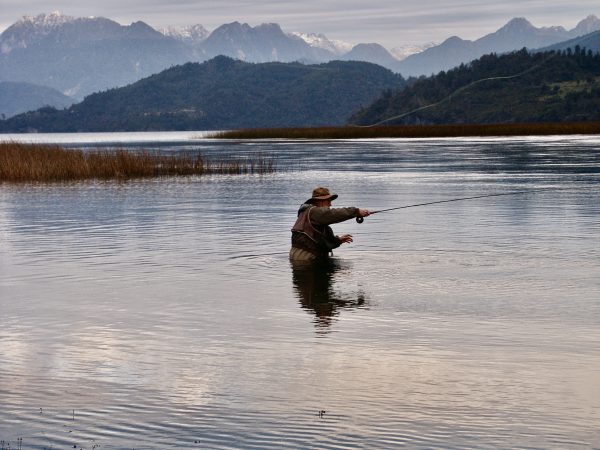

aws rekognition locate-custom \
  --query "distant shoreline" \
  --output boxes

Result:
[212,122,600,139]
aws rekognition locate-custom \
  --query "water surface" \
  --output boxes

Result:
[1,134,599,449]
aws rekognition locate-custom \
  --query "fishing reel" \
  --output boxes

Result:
[356,217,364,224]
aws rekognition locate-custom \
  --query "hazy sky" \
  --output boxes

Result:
[1,0,598,48]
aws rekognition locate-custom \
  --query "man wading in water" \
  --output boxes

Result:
[290,187,370,261]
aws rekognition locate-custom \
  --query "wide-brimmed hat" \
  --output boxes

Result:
[306,186,338,204]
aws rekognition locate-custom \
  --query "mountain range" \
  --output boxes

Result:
[396,16,600,76]
[0,57,404,132]
[0,12,192,100]
[2,12,599,104]
[1,12,600,130]
[3,42,600,132]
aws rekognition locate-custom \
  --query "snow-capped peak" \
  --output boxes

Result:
[291,31,353,55]
[390,42,437,60]
[161,24,209,43]
[572,15,600,36]
[0,12,72,54]
[19,11,75,30]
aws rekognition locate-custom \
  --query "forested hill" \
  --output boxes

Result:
[0,56,404,132]
[350,48,600,126]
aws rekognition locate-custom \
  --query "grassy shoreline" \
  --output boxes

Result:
[212,122,600,139]
[0,143,275,182]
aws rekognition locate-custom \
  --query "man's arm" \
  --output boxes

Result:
[310,206,359,225]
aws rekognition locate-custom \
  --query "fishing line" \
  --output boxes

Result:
[357,53,558,127]
[356,191,528,223]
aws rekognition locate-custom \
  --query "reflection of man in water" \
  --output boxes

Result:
[290,187,370,261]
[291,259,365,330]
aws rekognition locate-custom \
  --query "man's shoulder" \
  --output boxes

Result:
[298,203,313,214]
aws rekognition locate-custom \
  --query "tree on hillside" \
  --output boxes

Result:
[350,49,600,125]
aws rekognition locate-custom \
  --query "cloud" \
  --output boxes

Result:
[0,0,597,48]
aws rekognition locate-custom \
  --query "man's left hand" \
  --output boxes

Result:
[339,234,353,244]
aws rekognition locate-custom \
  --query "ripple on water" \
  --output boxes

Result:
[1,137,599,449]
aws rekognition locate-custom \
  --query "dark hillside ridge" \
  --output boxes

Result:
[0,57,405,132]
[351,48,600,126]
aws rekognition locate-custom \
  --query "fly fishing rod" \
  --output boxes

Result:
[356,191,528,223]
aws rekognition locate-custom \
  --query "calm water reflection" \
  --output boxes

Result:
[291,259,367,332]
[1,134,599,449]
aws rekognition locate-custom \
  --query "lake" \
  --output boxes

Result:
[1,133,599,449]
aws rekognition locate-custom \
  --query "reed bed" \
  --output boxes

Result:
[0,143,275,182]
[213,122,600,139]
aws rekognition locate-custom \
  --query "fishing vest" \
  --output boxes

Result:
[291,206,339,256]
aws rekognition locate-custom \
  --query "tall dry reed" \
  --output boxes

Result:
[0,143,275,182]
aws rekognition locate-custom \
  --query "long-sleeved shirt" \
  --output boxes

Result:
[291,203,359,257]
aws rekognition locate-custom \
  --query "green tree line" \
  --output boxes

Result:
[351,47,600,125]
[0,56,405,132]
